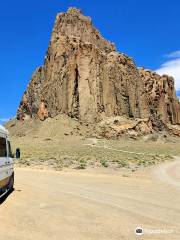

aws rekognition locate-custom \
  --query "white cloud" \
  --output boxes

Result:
[165,50,180,59]
[156,51,180,91]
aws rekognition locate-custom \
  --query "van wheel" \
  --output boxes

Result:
[9,173,14,191]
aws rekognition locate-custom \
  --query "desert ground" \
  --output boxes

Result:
[5,115,180,171]
[0,158,180,240]
[2,115,180,239]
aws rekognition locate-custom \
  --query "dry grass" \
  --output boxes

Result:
[6,115,180,170]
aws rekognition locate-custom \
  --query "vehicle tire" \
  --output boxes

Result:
[8,172,14,191]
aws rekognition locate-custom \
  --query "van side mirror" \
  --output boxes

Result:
[16,148,21,159]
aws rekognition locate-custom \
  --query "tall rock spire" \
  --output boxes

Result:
[17,7,180,127]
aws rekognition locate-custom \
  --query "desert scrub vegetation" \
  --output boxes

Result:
[11,135,178,170]
[100,159,109,168]
[77,159,87,169]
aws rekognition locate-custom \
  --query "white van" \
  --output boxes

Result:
[0,125,16,198]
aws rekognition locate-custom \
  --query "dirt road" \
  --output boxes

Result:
[0,159,180,240]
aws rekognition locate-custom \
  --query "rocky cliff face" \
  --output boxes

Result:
[17,7,180,131]
[139,68,180,125]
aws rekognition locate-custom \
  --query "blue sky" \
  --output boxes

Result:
[0,0,180,122]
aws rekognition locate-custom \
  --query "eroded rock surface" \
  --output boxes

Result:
[17,7,180,133]
[139,68,180,125]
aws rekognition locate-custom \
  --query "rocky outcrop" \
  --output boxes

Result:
[17,7,180,132]
[139,68,180,125]
[17,8,149,123]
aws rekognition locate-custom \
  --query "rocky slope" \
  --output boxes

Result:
[17,7,180,134]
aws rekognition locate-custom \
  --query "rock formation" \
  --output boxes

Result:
[139,68,180,125]
[17,7,180,133]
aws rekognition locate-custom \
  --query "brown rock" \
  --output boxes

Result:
[17,7,180,134]
[139,68,180,125]
[17,8,149,123]
[37,102,49,121]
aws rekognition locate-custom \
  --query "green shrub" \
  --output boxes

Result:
[100,160,109,168]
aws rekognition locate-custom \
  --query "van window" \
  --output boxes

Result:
[0,137,7,157]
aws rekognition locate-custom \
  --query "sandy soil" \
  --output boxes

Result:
[0,159,180,240]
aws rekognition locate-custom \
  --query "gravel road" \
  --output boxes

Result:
[0,160,180,240]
